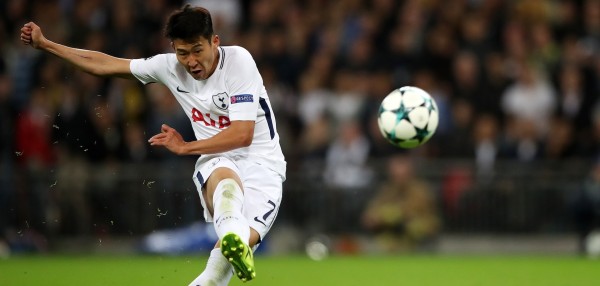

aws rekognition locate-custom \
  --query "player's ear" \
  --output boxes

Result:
[170,41,175,51]
[212,35,220,47]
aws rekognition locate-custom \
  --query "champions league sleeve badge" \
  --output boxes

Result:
[230,94,254,104]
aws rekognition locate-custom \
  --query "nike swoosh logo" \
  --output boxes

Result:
[176,86,189,93]
[210,158,221,168]
[254,216,267,227]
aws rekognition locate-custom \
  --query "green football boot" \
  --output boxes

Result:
[221,233,256,282]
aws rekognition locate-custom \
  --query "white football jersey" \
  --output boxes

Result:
[130,46,286,178]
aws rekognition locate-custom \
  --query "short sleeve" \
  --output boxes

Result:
[130,54,171,85]
[226,48,262,121]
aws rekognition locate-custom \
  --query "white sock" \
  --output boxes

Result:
[188,248,233,286]
[212,178,250,244]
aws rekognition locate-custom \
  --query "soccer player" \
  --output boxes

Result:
[20,5,286,285]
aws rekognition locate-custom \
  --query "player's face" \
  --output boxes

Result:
[172,35,220,80]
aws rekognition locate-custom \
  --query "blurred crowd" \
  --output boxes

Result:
[1,0,600,251]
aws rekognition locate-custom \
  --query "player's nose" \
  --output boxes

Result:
[187,59,199,68]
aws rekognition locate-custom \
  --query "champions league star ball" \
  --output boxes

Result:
[377,86,439,149]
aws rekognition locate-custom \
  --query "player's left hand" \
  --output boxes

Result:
[148,124,187,155]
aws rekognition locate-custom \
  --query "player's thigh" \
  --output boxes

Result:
[193,157,243,221]
[240,162,284,240]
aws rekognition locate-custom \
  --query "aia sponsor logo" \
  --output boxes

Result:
[191,108,230,129]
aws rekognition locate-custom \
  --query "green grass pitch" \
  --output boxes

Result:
[1,254,598,286]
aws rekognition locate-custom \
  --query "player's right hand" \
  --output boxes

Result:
[20,22,45,49]
[148,124,187,155]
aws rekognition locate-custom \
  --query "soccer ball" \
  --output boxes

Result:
[377,86,439,149]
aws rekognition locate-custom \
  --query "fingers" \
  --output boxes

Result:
[148,133,166,145]
[24,22,38,30]
[21,23,33,35]
[161,124,173,133]
[21,34,31,44]
[20,23,33,45]
[148,130,168,142]
[19,22,41,46]
[149,124,182,146]
[148,128,176,145]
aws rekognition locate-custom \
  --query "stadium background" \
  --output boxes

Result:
[1,0,600,277]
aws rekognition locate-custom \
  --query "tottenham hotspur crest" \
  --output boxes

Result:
[212,92,229,110]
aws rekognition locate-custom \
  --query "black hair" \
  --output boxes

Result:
[164,5,214,42]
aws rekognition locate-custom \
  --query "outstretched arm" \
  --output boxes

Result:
[148,121,255,155]
[20,22,134,79]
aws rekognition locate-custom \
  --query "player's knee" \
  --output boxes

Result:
[213,178,244,208]
[217,178,242,194]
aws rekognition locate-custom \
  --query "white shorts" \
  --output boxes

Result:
[192,156,283,240]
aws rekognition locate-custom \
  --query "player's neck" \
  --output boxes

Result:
[205,47,220,79]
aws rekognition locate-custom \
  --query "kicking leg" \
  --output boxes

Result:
[205,168,255,282]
